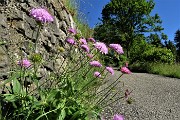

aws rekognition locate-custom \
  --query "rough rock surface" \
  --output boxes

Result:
[0,0,76,79]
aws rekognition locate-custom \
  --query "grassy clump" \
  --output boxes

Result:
[149,63,180,78]
[130,62,180,78]
[64,0,94,38]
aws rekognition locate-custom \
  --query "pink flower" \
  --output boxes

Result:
[89,61,102,67]
[30,8,53,23]
[101,116,105,120]
[68,28,76,34]
[125,89,132,99]
[80,38,87,44]
[81,44,90,53]
[66,38,76,45]
[87,54,93,59]
[121,67,131,74]
[113,114,124,120]
[88,38,96,43]
[109,44,124,54]
[94,42,108,54]
[94,71,101,78]
[18,59,31,68]
[106,66,114,75]
[125,62,128,67]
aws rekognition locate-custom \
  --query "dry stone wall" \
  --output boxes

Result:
[0,0,77,79]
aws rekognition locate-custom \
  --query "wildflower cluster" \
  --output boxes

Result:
[17,59,31,68]
[68,27,77,34]
[106,66,114,75]
[109,44,124,54]
[66,28,131,78]
[90,60,102,67]
[0,7,132,120]
[66,38,76,45]
[94,42,108,54]
[30,8,53,23]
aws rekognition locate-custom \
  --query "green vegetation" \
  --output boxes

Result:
[92,0,180,79]
[131,40,175,64]
[150,63,180,78]
[64,0,93,38]
[130,62,180,78]
[174,29,180,61]
[94,0,164,57]
[0,4,129,119]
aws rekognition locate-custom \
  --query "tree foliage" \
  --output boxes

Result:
[142,47,175,64]
[146,33,162,47]
[174,29,180,50]
[174,29,180,61]
[94,0,164,57]
[165,40,176,56]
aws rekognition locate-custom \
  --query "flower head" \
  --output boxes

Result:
[30,8,53,23]
[89,61,102,67]
[125,89,132,99]
[94,71,101,78]
[31,53,42,63]
[87,54,93,59]
[88,38,96,43]
[80,38,87,44]
[94,42,108,54]
[121,67,131,74]
[106,66,114,75]
[109,44,124,54]
[113,114,124,120]
[18,59,31,68]
[58,47,65,52]
[66,38,76,45]
[81,44,90,53]
[68,28,76,34]
[125,62,128,67]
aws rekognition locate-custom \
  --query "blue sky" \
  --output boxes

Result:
[79,0,180,41]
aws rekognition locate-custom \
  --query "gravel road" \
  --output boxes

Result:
[102,71,180,120]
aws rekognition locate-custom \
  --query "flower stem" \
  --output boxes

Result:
[75,67,106,98]
[34,24,41,53]
[96,74,123,96]
[95,74,123,105]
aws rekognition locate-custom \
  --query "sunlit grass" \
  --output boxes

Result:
[64,0,93,38]
[130,62,180,78]
[149,63,180,78]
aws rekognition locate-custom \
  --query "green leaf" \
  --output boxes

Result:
[35,108,59,120]
[46,90,58,102]
[31,101,43,110]
[58,108,66,120]
[69,110,85,120]
[5,86,12,93]
[0,41,6,45]
[0,72,19,88]
[3,94,17,102]
[12,78,21,94]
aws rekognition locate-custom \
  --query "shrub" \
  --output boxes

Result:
[130,39,151,63]
[142,46,175,64]
[130,62,180,78]
[130,39,175,64]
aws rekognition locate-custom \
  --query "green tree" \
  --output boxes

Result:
[146,33,167,47]
[174,29,180,50]
[147,33,162,47]
[165,40,176,56]
[174,29,180,61]
[94,0,164,58]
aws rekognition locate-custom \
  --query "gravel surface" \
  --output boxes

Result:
[102,71,180,120]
